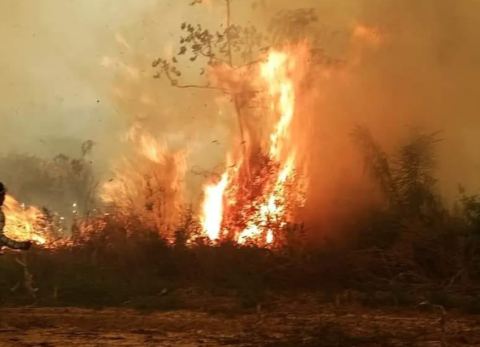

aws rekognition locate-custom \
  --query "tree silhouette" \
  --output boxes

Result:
[151,1,321,155]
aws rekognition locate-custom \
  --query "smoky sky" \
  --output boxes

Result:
[0,0,479,204]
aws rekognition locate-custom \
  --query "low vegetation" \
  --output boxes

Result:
[0,129,479,315]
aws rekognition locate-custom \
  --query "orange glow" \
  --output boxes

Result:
[100,124,186,240]
[261,51,296,161]
[201,172,229,240]
[3,195,50,246]
[101,34,310,247]
[199,46,309,246]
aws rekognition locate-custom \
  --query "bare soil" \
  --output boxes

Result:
[0,296,478,346]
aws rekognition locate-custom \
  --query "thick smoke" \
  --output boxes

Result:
[253,0,480,239]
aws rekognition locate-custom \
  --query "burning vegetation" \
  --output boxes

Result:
[1,3,480,340]
[200,47,308,245]
[3,44,310,249]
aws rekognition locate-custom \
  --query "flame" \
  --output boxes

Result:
[126,124,167,164]
[261,51,296,161]
[98,33,309,247]
[3,195,49,245]
[352,24,384,46]
[200,46,308,245]
[101,125,186,239]
[201,172,229,240]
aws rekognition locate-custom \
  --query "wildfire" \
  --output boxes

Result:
[262,51,296,161]
[100,32,309,247]
[3,195,55,246]
[200,46,308,245]
[100,124,186,240]
[201,172,229,240]
[0,48,308,250]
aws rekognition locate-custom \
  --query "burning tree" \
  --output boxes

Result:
[151,0,268,175]
[150,1,316,245]
[151,1,321,148]
[0,2,332,249]
[199,48,310,245]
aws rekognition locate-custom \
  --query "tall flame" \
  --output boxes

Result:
[201,172,229,240]
[200,46,308,245]
[3,195,51,246]
[262,51,296,161]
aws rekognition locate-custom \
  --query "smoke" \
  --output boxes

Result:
[258,0,480,192]
[1,0,479,233]
[0,0,156,161]
[349,0,480,200]
[250,0,480,238]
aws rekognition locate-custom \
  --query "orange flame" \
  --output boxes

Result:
[201,172,229,240]
[262,51,296,161]
[200,46,308,245]
[3,195,51,245]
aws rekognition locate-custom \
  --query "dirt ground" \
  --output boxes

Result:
[0,296,479,347]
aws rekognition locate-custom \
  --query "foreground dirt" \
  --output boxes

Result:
[0,297,478,346]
